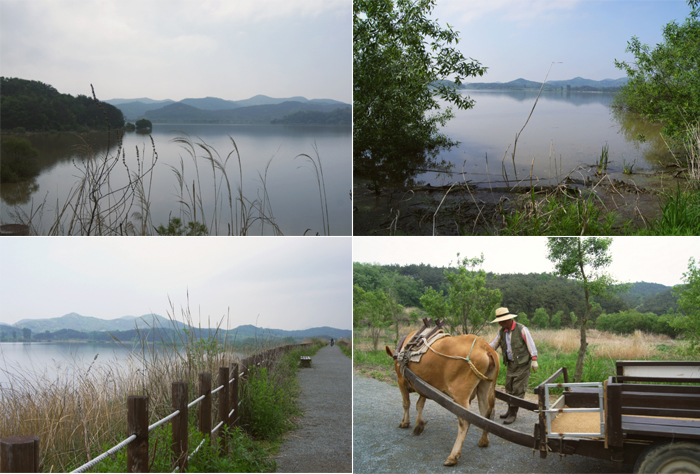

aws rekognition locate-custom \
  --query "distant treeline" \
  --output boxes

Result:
[0,325,318,347]
[0,77,125,132]
[354,263,679,320]
[271,106,351,125]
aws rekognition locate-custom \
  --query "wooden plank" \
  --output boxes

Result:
[616,376,700,385]
[621,392,700,410]
[617,361,700,379]
[622,406,700,418]
[494,389,538,411]
[621,417,700,438]
[403,368,537,449]
[607,383,623,447]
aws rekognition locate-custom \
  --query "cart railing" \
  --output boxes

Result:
[543,382,605,439]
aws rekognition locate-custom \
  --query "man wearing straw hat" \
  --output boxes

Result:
[489,307,538,425]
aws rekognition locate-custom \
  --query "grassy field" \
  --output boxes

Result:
[353,323,691,391]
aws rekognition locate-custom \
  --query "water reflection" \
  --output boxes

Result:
[610,107,670,167]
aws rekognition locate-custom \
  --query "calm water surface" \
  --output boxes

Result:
[1,123,351,235]
[421,90,668,187]
[0,341,244,389]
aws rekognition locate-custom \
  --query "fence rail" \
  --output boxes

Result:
[1,342,311,473]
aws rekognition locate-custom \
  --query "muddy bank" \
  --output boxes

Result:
[353,170,679,235]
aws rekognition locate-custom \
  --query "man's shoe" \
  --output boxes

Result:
[503,407,519,425]
[499,408,510,419]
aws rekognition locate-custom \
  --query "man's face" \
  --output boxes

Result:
[498,319,512,331]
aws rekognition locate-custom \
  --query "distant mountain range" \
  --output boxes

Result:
[105,95,351,125]
[453,76,629,91]
[1,312,351,341]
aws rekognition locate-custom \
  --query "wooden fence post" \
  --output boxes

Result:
[217,367,229,456]
[198,373,212,441]
[0,435,39,473]
[127,395,149,473]
[171,382,188,472]
[230,363,239,428]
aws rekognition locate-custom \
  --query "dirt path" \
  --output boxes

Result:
[353,374,635,473]
[275,345,352,473]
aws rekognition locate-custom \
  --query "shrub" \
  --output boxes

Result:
[0,136,41,182]
[532,308,550,329]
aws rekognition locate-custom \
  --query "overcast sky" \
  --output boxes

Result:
[0,237,352,330]
[353,237,699,288]
[0,0,351,102]
[431,0,693,83]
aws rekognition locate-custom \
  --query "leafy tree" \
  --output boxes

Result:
[353,285,391,350]
[22,327,31,341]
[532,308,550,329]
[420,286,449,322]
[551,310,563,329]
[546,238,625,382]
[353,0,486,192]
[569,311,578,328]
[155,217,207,236]
[672,257,700,351]
[517,312,530,327]
[135,118,152,131]
[0,137,41,183]
[613,1,699,144]
[442,253,502,335]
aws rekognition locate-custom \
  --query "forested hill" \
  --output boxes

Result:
[353,262,678,319]
[432,76,628,92]
[0,77,125,132]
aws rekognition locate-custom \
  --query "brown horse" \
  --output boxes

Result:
[385,332,499,466]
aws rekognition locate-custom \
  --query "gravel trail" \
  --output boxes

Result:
[275,345,352,473]
[353,374,634,474]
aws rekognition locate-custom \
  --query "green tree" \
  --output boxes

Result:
[353,0,486,192]
[442,253,502,335]
[613,1,699,144]
[517,312,530,327]
[0,137,41,183]
[353,285,391,350]
[532,308,550,329]
[546,237,624,382]
[135,118,152,132]
[551,310,563,329]
[672,256,700,351]
[22,327,31,341]
[420,286,449,322]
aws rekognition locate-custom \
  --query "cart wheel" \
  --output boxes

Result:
[634,441,700,473]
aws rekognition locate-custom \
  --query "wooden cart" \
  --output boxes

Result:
[403,360,700,473]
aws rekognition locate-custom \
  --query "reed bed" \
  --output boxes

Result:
[0,303,257,472]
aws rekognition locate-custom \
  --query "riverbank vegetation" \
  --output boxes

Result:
[0,305,326,472]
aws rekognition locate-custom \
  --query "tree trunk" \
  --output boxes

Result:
[575,241,590,383]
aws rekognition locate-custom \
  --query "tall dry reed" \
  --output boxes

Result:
[0,302,258,472]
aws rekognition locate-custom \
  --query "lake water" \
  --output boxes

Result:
[0,123,352,235]
[0,341,245,390]
[419,90,668,187]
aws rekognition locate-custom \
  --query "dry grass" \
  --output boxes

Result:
[356,325,678,361]
[0,304,251,472]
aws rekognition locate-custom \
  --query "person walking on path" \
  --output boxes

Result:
[489,307,538,425]
[275,344,351,473]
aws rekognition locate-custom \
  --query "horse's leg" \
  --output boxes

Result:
[413,394,427,435]
[398,381,411,428]
[444,415,469,466]
[475,379,495,447]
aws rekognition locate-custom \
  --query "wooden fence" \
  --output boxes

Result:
[0,342,311,473]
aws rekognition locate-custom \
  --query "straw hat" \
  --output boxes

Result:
[491,307,517,323]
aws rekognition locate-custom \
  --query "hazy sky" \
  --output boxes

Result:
[353,237,699,288]
[432,0,693,83]
[0,237,352,330]
[0,0,351,102]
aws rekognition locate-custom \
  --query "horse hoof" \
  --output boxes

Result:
[399,422,410,429]
[413,421,426,435]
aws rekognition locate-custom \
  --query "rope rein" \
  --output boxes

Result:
[422,336,492,381]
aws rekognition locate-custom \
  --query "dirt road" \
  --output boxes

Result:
[353,374,634,473]
[275,345,352,473]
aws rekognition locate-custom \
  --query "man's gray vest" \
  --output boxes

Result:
[496,322,531,366]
